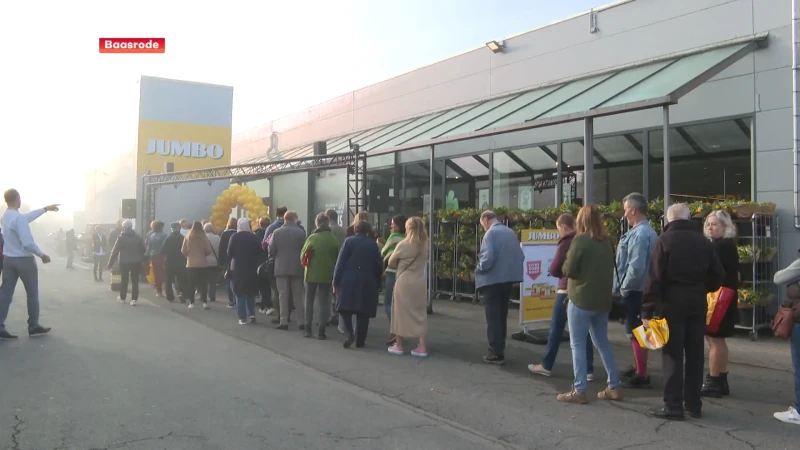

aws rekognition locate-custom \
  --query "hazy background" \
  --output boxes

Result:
[0,0,604,227]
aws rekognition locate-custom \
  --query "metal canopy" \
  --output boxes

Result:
[140,151,368,232]
[240,33,766,164]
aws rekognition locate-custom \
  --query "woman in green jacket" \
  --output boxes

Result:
[559,204,622,405]
[300,213,340,339]
[381,215,406,345]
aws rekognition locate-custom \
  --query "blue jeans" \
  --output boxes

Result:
[384,272,396,320]
[792,322,800,411]
[236,293,256,321]
[0,257,40,330]
[542,293,594,373]
[567,301,620,393]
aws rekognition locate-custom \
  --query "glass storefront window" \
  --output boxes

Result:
[492,148,558,209]
[314,168,347,228]
[272,172,309,224]
[648,119,752,202]
[397,148,432,219]
[367,155,398,237]
[444,154,489,209]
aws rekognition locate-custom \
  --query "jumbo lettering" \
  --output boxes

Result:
[145,139,224,160]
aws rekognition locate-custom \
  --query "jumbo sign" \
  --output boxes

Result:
[146,139,225,160]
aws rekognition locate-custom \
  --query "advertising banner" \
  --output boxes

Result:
[135,76,234,177]
[519,229,560,327]
[136,119,232,176]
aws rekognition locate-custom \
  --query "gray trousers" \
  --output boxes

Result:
[277,276,305,326]
[305,282,331,329]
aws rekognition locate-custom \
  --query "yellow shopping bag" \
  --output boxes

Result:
[632,318,670,350]
[146,265,155,286]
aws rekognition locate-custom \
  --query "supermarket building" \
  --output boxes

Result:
[144,0,800,271]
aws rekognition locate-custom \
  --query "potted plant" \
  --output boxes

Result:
[690,201,713,219]
[737,245,755,263]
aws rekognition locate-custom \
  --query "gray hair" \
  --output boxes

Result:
[315,213,330,228]
[665,203,691,223]
[480,210,498,222]
[622,192,648,214]
[122,220,133,230]
[203,223,215,233]
[284,211,298,223]
[704,210,737,239]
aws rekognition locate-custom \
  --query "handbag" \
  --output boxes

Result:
[302,247,314,267]
[706,287,736,333]
[772,303,798,340]
[633,318,670,350]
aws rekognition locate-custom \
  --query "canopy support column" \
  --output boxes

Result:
[583,118,594,204]
[427,145,435,314]
[556,143,564,206]
[663,105,671,210]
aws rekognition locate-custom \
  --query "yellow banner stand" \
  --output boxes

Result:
[519,229,560,332]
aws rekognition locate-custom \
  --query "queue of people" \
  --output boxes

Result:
[102,207,429,355]
[477,193,762,421]
[75,193,800,426]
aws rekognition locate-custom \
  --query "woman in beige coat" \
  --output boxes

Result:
[181,221,212,310]
[387,217,429,357]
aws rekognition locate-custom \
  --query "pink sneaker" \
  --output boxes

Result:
[411,348,428,358]
[388,345,404,355]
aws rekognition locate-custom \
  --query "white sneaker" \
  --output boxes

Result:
[774,407,800,425]
[203,303,209,310]
[117,297,125,304]
[238,320,248,325]
[587,373,595,382]
[155,292,162,298]
[129,300,137,306]
[264,308,275,316]
[188,303,194,309]
[527,364,552,377]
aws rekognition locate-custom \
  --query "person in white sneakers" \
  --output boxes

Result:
[773,257,800,425]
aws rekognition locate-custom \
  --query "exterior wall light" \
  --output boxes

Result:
[486,40,505,53]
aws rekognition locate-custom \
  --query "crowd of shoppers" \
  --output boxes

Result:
[55,190,800,427]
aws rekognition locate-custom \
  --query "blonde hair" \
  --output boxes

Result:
[352,211,369,227]
[576,205,609,240]
[187,221,207,245]
[405,217,428,246]
[704,210,737,239]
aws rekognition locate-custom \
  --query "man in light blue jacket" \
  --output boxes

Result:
[476,210,524,365]
[613,192,658,388]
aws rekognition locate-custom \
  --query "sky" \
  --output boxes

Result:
[0,0,606,213]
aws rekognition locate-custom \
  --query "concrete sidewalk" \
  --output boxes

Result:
[142,286,797,450]
[434,299,794,373]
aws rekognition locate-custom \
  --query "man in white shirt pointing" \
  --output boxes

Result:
[0,188,60,340]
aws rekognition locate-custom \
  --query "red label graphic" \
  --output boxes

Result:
[527,261,542,281]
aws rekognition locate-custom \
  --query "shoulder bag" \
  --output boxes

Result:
[772,282,799,339]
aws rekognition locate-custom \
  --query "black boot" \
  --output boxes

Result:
[720,372,730,396]
[700,374,723,398]
[318,325,327,340]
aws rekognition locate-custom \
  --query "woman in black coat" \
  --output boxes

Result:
[702,210,740,398]
[333,220,383,349]
[227,218,261,325]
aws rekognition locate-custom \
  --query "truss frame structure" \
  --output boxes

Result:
[141,151,368,230]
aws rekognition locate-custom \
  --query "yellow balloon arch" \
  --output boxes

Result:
[209,185,269,232]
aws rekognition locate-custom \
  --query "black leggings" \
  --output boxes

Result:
[119,262,141,301]
[189,267,209,304]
